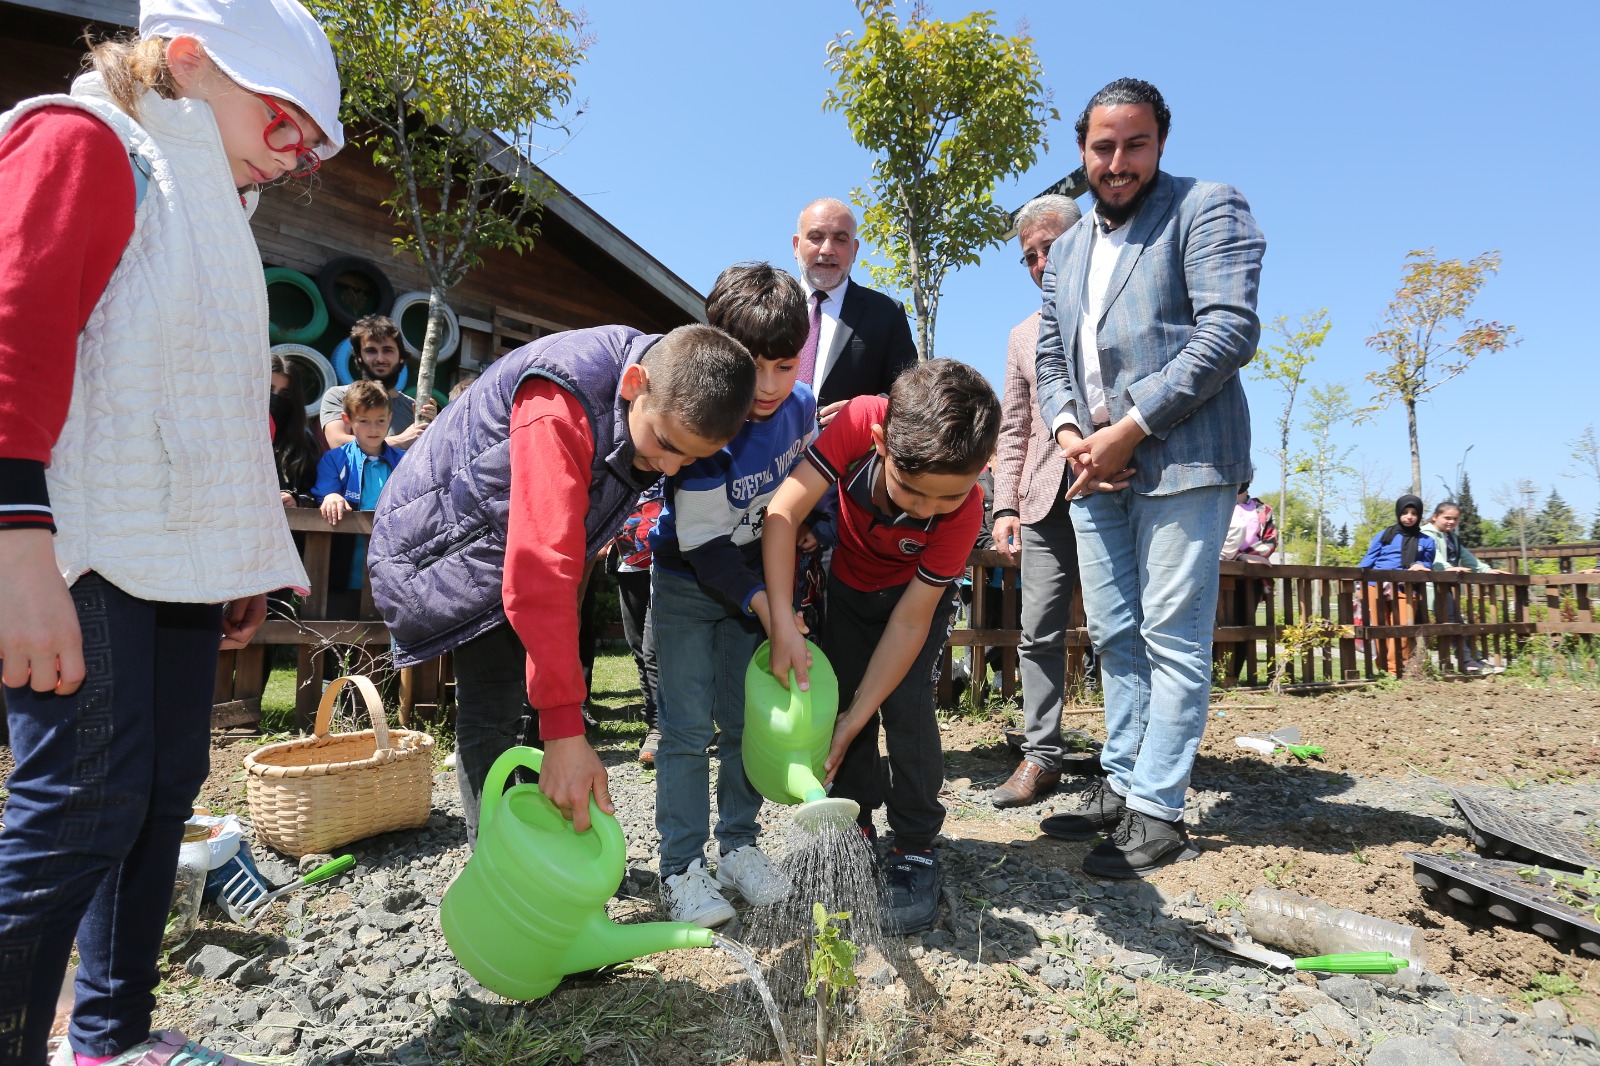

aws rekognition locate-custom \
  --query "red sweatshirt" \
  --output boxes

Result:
[0,106,135,530]
[504,377,603,741]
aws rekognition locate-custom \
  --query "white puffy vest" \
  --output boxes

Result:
[0,75,308,602]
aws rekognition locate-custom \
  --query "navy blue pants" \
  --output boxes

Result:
[0,573,220,1063]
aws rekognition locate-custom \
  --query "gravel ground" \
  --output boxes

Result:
[160,693,1600,1066]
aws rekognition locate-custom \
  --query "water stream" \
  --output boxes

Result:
[711,934,797,1066]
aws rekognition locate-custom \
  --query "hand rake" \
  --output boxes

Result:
[223,854,354,928]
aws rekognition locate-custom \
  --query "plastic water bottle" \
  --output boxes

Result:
[165,822,213,949]
[1243,888,1427,983]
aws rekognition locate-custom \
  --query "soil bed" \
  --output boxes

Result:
[9,673,1600,1063]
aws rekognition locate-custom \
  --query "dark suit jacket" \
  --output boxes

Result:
[815,279,918,410]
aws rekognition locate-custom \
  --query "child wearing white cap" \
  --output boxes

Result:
[0,2,343,1064]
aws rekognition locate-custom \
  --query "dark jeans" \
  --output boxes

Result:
[451,622,540,847]
[0,574,220,1064]
[615,569,658,729]
[821,574,958,851]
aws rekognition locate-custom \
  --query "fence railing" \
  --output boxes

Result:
[939,552,1600,706]
[1472,541,1600,574]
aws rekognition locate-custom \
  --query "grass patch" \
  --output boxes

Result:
[1064,966,1142,1045]
[1519,971,1583,1005]
[1506,635,1600,689]
[449,979,680,1065]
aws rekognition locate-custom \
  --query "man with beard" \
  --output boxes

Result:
[320,314,435,450]
[988,193,1085,809]
[791,198,917,425]
[1032,78,1266,878]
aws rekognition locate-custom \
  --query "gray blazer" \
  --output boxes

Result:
[1035,171,1265,496]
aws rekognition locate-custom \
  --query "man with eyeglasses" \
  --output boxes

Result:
[987,193,1085,809]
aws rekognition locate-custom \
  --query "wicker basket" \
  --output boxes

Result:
[244,675,434,858]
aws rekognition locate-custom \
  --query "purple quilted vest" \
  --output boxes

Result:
[370,325,661,666]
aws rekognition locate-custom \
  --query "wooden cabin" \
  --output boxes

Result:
[2,0,705,377]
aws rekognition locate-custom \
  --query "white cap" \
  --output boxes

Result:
[140,0,344,158]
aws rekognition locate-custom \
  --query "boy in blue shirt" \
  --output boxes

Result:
[652,262,815,926]
[313,379,405,590]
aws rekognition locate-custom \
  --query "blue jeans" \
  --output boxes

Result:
[0,574,220,1064]
[1071,484,1233,822]
[651,571,765,877]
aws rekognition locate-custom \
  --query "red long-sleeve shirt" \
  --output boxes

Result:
[0,106,135,528]
[504,377,599,740]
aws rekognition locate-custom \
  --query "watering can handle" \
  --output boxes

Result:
[478,746,626,861]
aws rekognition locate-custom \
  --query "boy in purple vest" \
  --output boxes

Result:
[761,360,1000,935]
[370,324,755,844]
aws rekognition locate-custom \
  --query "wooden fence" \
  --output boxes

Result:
[938,552,1600,706]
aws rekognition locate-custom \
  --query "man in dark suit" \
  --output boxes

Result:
[791,198,917,424]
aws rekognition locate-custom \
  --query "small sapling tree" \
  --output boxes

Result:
[806,902,860,1066]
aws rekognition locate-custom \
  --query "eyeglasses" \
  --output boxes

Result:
[257,95,322,178]
[1019,250,1044,267]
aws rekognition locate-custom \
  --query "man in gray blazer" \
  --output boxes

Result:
[988,194,1083,808]
[1033,79,1266,878]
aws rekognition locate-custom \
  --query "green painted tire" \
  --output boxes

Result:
[263,267,329,346]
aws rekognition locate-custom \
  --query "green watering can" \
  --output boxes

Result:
[743,640,860,832]
[440,746,712,1000]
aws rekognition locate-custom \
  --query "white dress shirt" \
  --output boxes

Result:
[1051,211,1149,437]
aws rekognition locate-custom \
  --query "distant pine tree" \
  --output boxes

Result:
[1457,472,1484,547]
[1592,511,1600,540]
[1535,489,1582,546]
[1337,523,1350,548]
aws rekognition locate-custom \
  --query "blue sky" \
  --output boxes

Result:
[537,0,1600,530]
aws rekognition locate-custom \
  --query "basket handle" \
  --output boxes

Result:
[313,675,393,750]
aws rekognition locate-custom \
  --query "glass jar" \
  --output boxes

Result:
[165,822,212,949]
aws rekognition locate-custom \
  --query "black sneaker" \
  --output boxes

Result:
[1081,809,1200,879]
[882,849,942,935]
[1039,776,1124,841]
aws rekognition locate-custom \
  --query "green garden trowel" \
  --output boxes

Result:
[743,640,859,832]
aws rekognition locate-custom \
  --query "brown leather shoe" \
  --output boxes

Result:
[991,759,1062,808]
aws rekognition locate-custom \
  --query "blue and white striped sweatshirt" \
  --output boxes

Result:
[650,383,817,614]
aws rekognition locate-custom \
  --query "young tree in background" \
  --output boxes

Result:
[1362,249,1517,497]
[1252,309,1329,556]
[1496,479,1540,570]
[311,0,588,405]
[1456,471,1484,547]
[1299,382,1356,566]
[1337,523,1349,549]
[1567,425,1599,539]
[824,0,1054,359]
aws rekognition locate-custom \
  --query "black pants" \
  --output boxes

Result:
[821,574,958,851]
[615,569,659,728]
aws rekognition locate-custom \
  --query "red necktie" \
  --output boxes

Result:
[797,290,825,387]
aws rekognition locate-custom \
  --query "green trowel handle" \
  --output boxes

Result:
[301,854,355,887]
[1293,952,1409,974]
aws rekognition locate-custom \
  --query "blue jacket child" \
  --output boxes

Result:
[314,439,406,590]
[1359,493,1436,571]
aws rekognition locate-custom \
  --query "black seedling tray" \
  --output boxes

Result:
[1449,789,1600,871]
[1407,851,1600,957]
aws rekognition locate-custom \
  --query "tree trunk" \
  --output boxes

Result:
[815,986,828,1066]
[413,286,449,421]
[916,310,932,363]
[1279,429,1290,560]
[1315,496,1325,566]
[1405,397,1422,498]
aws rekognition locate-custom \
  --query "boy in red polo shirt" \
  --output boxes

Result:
[761,359,1000,934]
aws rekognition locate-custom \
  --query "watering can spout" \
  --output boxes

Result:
[559,910,714,977]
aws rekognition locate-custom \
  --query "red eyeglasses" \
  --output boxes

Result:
[257,94,322,178]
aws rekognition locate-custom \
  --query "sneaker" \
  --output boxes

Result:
[882,849,942,935]
[1081,809,1200,880]
[637,729,661,765]
[663,860,736,927]
[101,1030,264,1065]
[714,845,791,906]
[1039,776,1124,841]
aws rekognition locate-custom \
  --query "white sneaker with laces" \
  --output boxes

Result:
[663,860,736,927]
[714,845,791,906]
